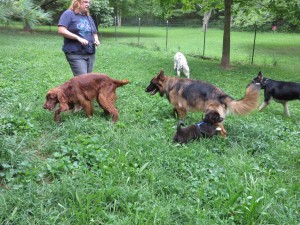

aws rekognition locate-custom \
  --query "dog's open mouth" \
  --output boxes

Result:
[149,88,158,95]
[43,104,56,111]
[145,82,159,95]
[145,87,158,95]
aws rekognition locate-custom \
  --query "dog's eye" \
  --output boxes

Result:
[48,95,57,100]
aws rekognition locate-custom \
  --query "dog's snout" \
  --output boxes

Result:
[43,103,51,110]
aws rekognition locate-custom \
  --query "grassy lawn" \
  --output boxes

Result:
[0,26,299,224]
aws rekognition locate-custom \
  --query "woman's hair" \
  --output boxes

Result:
[69,0,90,16]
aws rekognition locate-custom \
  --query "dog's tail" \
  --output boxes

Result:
[225,83,261,116]
[114,79,129,87]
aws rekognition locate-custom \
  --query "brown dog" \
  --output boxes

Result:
[173,111,223,144]
[43,73,129,123]
[146,70,261,137]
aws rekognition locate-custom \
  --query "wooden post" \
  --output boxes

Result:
[114,16,117,41]
[138,17,141,45]
[203,24,207,57]
[251,24,257,65]
[166,20,169,50]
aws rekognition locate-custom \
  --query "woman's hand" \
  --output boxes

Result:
[77,37,89,45]
[94,40,100,46]
[94,34,100,46]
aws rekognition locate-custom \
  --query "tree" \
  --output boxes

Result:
[38,0,113,28]
[90,0,113,28]
[109,0,133,26]
[0,0,14,24]
[1,0,114,30]
[157,0,180,18]
[271,0,300,31]
[232,0,300,31]
[14,0,52,31]
[232,3,275,29]
[0,0,52,31]
[109,0,164,26]
[179,0,232,69]
[220,0,231,69]
[39,0,69,23]
[127,0,163,18]
[181,0,223,30]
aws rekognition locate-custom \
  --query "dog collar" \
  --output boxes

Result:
[196,121,206,130]
[262,78,269,87]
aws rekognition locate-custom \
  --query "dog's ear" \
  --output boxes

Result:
[213,111,223,123]
[204,111,223,124]
[47,92,57,100]
[158,70,165,80]
[258,71,263,80]
[177,120,184,131]
[217,116,224,123]
[57,90,69,112]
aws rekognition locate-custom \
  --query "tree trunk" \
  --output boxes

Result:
[117,10,122,27]
[221,0,232,69]
[202,10,212,31]
[23,21,33,32]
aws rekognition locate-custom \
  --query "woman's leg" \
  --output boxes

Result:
[86,54,95,73]
[65,54,88,76]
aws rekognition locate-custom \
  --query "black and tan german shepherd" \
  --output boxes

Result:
[145,70,261,137]
[251,71,300,116]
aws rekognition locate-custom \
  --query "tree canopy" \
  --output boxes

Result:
[1,0,299,31]
[0,0,52,31]
[1,0,299,69]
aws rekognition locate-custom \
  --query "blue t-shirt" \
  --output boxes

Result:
[58,9,97,54]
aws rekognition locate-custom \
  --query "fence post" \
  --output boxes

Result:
[251,24,257,65]
[166,20,169,50]
[114,16,117,41]
[203,24,207,57]
[138,17,141,45]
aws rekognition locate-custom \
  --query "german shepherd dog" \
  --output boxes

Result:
[251,71,300,116]
[145,70,261,137]
[173,111,223,144]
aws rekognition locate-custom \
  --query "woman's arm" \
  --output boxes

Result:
[93,33,100,46]
[58,26,89,45]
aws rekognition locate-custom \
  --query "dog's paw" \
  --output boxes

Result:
[73,104,82,113]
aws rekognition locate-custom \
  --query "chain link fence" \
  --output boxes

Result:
[117,17,224,29]
[101,17,287,66]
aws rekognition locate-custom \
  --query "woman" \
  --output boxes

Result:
[58,0,100,76]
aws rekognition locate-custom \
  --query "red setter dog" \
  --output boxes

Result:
[43,73,129,123]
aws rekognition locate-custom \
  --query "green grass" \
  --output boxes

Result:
[0,26,300,224]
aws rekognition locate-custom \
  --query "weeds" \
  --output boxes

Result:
[0,28,299,224]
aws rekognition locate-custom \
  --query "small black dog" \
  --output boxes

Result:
[173,111,223,144]
[251,71,300,116]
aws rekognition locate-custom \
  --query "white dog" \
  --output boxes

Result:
[174,52,190,79]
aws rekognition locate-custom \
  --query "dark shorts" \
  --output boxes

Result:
[65,53,95,76]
